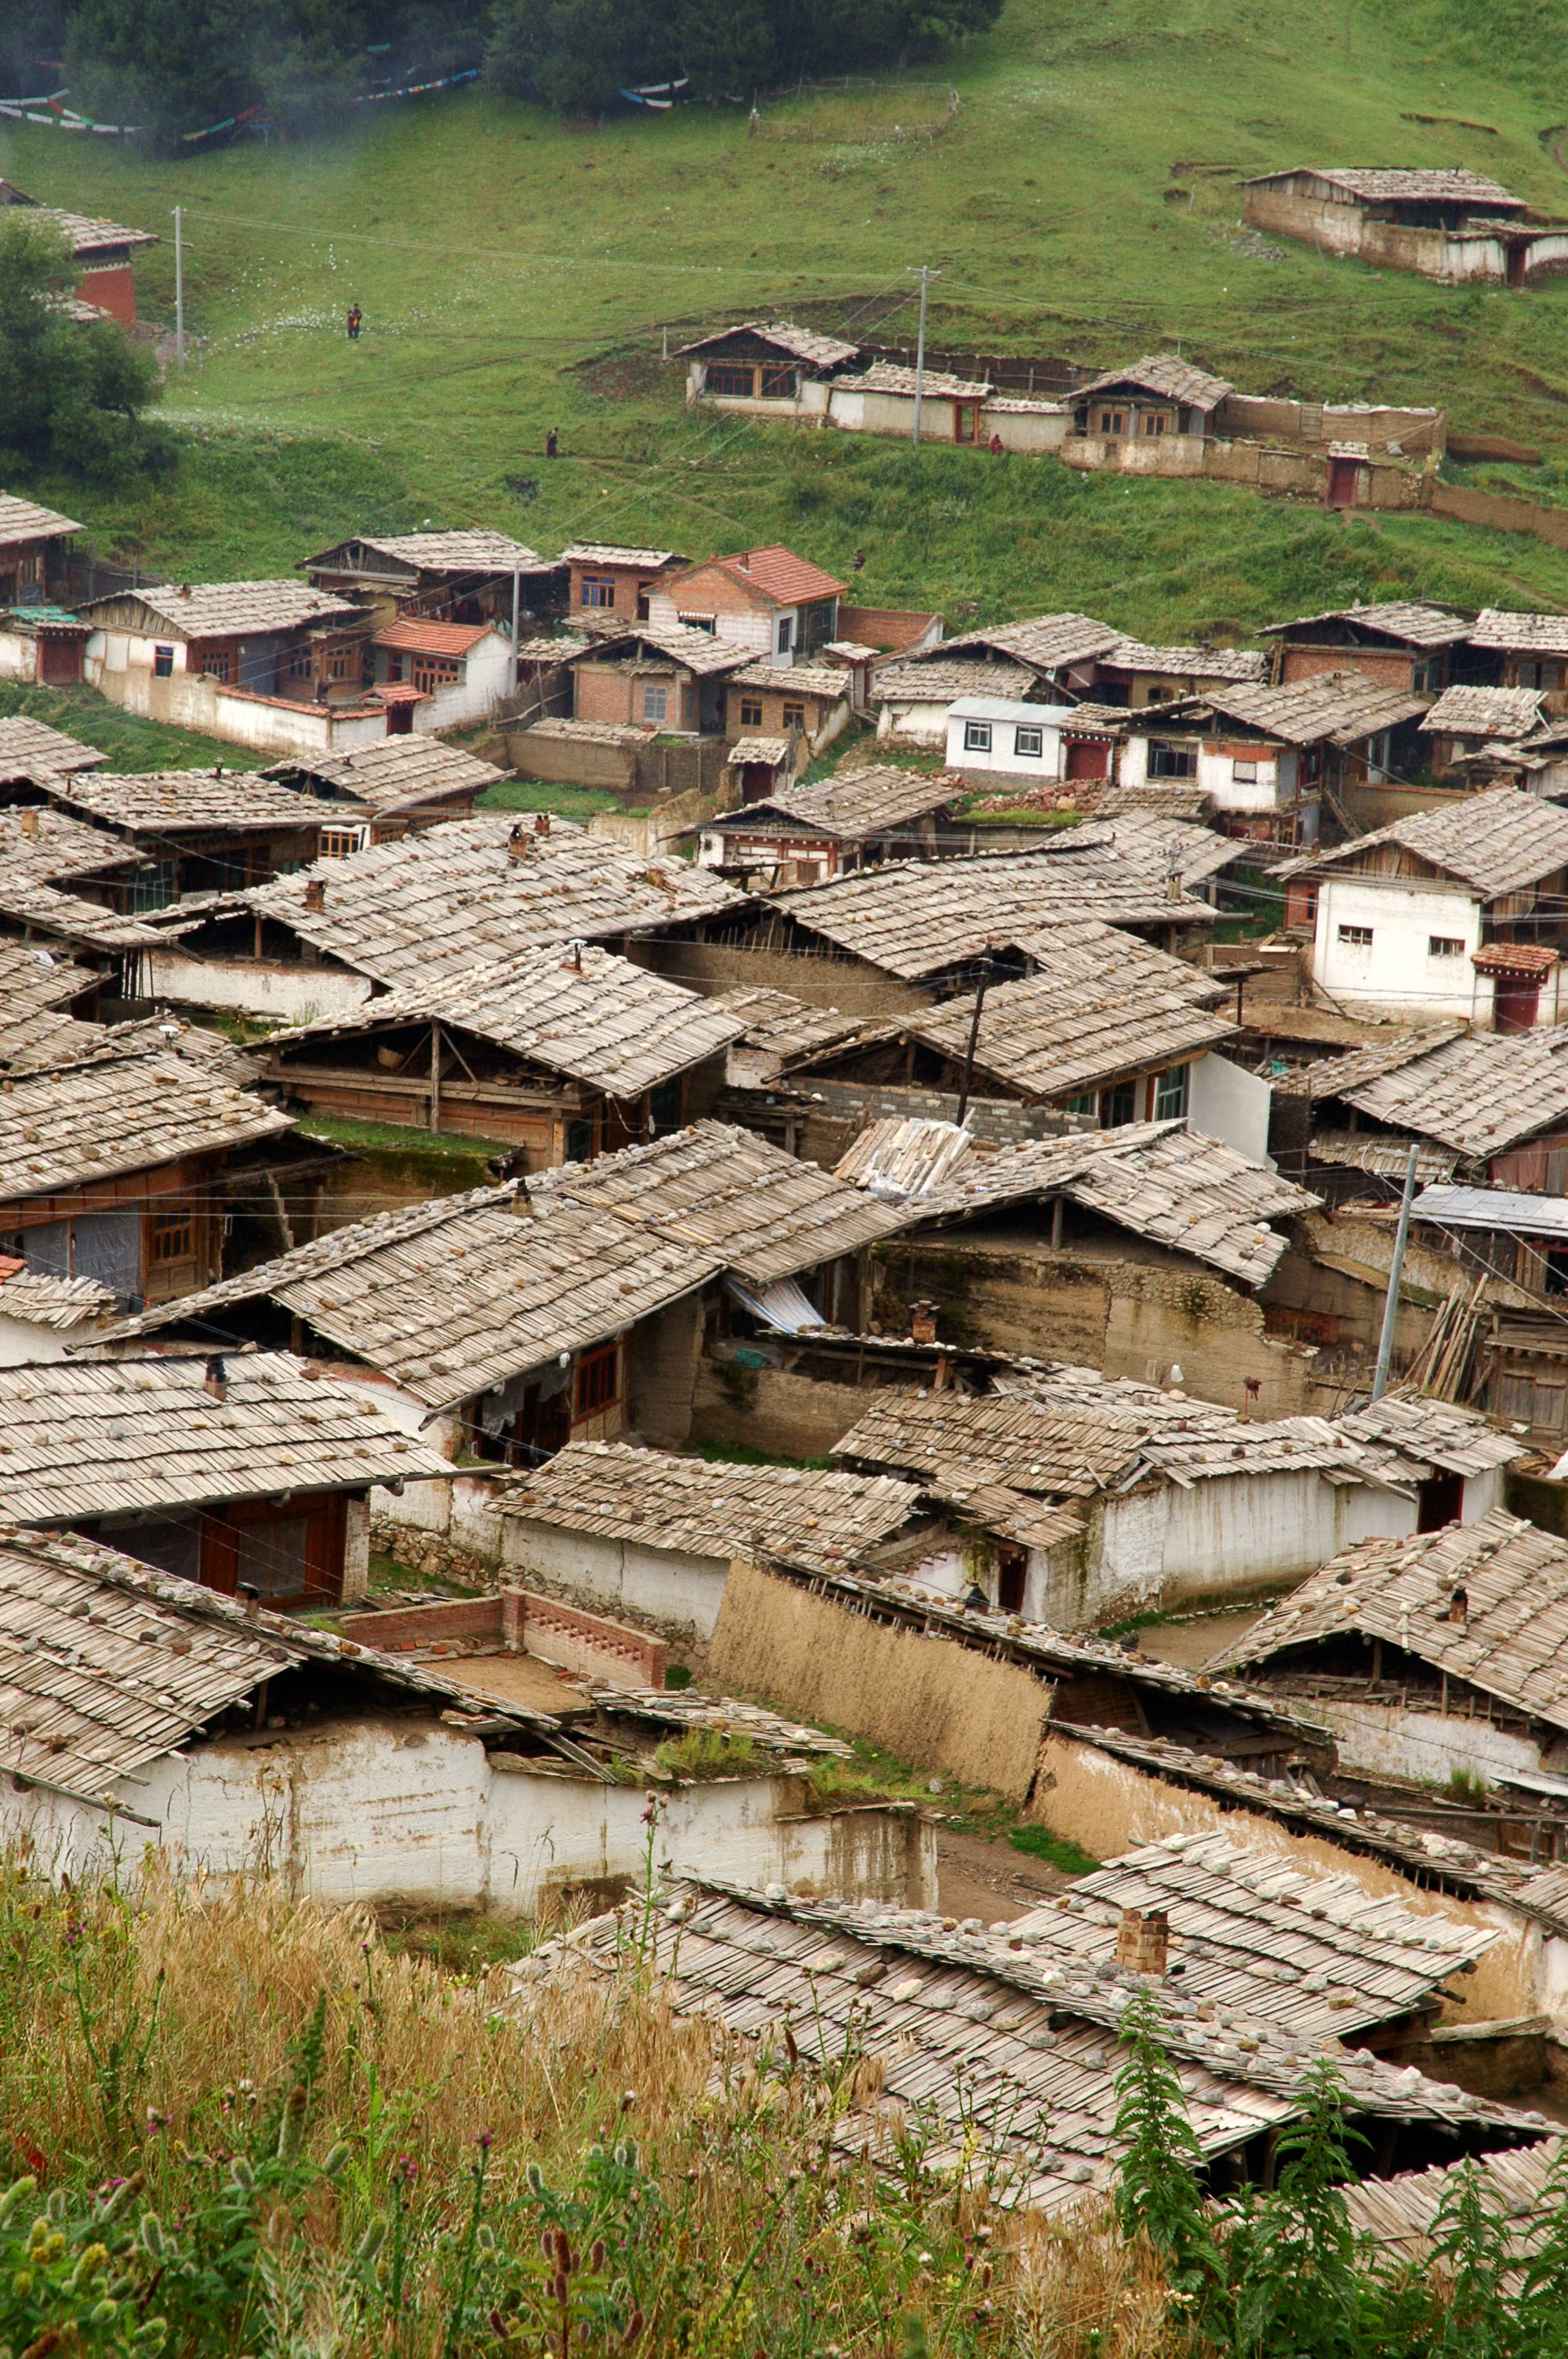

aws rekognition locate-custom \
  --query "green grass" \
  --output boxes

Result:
[477,775,630,817]
[0,680,267,770]
[4,0,1568,630]
[296,1111,517,1165]
[1007,1822,1100,1877]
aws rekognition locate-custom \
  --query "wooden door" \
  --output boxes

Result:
[1065,737,1110,780]
[387,700,414,735]
[38,632,82,684]
[1327,458,1363,509]
[1495,972,1541,1033]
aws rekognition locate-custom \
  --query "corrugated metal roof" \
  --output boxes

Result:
[517,1878,1541,2219]
[0,1045,291,1206]
[241,815,749,990]
[270,943,743,1098]
[0,1350,451,1527]
[107,1183,724,1412]
[499,1439,927,1573]
[1413,1182,1568,1239]
[1215,1508,1568,1732]
[528,1118,912,1288]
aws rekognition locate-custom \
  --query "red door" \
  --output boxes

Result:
[387,700,414,736]
[1327,459,1364,509]
[1065,737,1110,780]
[38,632,82,684]
[1495,972,1541,1033]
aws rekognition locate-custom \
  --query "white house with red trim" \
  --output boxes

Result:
[372,617,515,730]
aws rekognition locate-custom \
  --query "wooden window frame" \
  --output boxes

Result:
[581,575,617,608]
[706,363,756,398]
[573,1342,620,1419]
[739,697,764,728]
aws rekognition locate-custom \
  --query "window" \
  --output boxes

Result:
[153,645,175,678]
[149,1207,195,1266]
[1231,758,1258,783]
[677,612,717,634]
[320,825,367,860]
[1100,1080,1138,1128]
[411,654,462,694]
[1142,413,1167,436]
[129,860,178,913]
[775,616,793,656]
[1098,410,1125,434]
[642,682,669,723]
[963,720,993,753]
[1338,924,1374,950]
[706,363,755,398]
[739,697,764,729]
[1153,1064,1190,1120]
[285,644,314,681]
[581,575,616,608]
[1013,725,1044,759]
[564,1117,594,1164]
[200,648,234,684]
[650,1076,682,1135]
[322,645,358,682]
[760,365,798,399]
[574,1342,619,1419]
[782,702,805,730]
[1429,936,1465,958]
[1148,741,1197,779]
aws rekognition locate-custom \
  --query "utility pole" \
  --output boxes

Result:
[912,264,938,447]
[1371,1143,1420,1401]
[954,952,992,1127]
[173,206,184,373]
[510,563,521,696]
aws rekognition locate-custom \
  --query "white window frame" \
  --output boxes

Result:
[1428,936,1465,958]
[964,720,993,753]
[1338,924,1374,951]
[1231,758,1258,783]
[1014,725,1044,759]
[642,682,670,723]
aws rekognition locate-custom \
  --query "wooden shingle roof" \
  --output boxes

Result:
[942,612,1123,670]
[723,765,960,841]
[0,713,104,778]
[1470,609,1568,657]
[82,581,363,638]
[272,943,743,1098]
[46,768,325,835]
[0,1350,450,1528]
[1214,1508,1568,1733]
[1421,685,1546,740]
[1075,353,1234,409]
[0,493,85,547]
[1282,787,1568,896]
[0,1047,291,1207]
[898,953,1231,1100]
[241,815,749,990]
[1287,1026,1568,1159]
[262,737,506,812]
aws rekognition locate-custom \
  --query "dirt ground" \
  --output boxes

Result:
[1133,1605,1267,1670]
[443,1652,592,1714]
[935,1826,1073,1922]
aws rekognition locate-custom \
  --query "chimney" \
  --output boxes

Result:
[563,936,586,972]
[508,822,532,863]
[909,1298,938,1346]
[179,583,192,598]
[239,1583,260,1621]
[1449,1585,1468,1627]
[534,810,550,836]
[19,807,38,839]
[1115,1906,1169,1979]
[203,1353,227,1404]
[303,877,326,914]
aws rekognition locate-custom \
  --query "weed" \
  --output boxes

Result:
[1007,1823,1098,1877]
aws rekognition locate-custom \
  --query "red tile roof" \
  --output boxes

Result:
[375,620,495,656]
[708,546,847,608]
[1471,943,1559,977]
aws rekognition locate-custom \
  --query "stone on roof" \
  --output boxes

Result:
[0,805,175,953]
[1310,1130,1458,1184]
[241,815,749,990]
[500,1440,926,1576]
[1186,670,1433,747]
[1334,1388,1526,1480]
[1421,685,1546,740]
[1101,638,1269,682]
[0,1350,450,1529]
[272,943,742,1098]
[46,768,326,834]
[852,361,993,398]
[678,319,860,370]
[523,718,655,748]
[1470,609,1568,657]
[725,765,960,841]
[1075,353,1234,409]
[108,1183,724,1412]
[727,661,851,697]
[528,1118,913,1289]
[262,736,506,811]
[313,529,550,573]
[0,493,85,547]
[714,987,863,1085]
[873,656,1038,703]
[84,580,363,638]
[1245,167,1523,207]
[0,938,96,1020]
[942,612,1124,671]
[1215,1508,1568,1736]
[579,621,757,678]
[7,204,157,253]
[1285,787,1568,900]
[0,1263,115,1332]
[726,736,791,765]
[0,1048,291,1209]
[557,543,684,569]
[0,713,105,779]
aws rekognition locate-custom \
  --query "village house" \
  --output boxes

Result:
[371,615,515,731]
[1241,168,1568,286]
[1468,610,1568,699]
[0,1041,303,1305]
[0,714,103,784]
[0,1351,448,1608]
[1261,601,1472,692]
[260,737,509,850]
[829,1372,1445,1625]
[1279,789,1568,1023]
[78,580,388,758]
[943,696,1126,786]
[0,937,103,1070]
[647,834,1220,1020]
[645,544,845,665]
[258,943,742,1161]
[0,182,157,324]
[1070,354,1234,445]
[696,766,963,886]
[1419,687,1551,777]
[877,614,1125,745]
[0,1262,116,1364]
[141,812,749,1023]
[558,542,689,623]
[300,529,560,629]
[678,321,862,417]
[1089,638,1271,707]
[3,767,328,902]
[538,1870,1547,2209]
[835,1118,1326,1416]
[1213,1508,1568,1787]
[721,659,851,754]
[566,621,753,736]
[830,361,1000,447]
[0,493,82,623]
[0,801,178,981]
[877,653,1044,748]
[1121,671,1437,843]
[0,1530,931,1915]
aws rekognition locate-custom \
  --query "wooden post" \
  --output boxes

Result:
[429,1022,442,1132]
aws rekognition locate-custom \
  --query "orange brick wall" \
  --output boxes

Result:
[78,264,137,327]
[1279,646,1417,689]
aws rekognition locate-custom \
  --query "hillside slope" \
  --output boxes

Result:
[3,0,1567,629]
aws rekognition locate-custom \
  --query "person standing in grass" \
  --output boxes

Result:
[347,304,363,340]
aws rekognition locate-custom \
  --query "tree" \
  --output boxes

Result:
[0,216,172,482]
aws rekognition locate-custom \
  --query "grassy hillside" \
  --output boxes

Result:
[4,0,1568,631]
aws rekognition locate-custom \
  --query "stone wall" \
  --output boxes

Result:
[368,1513,497,1590]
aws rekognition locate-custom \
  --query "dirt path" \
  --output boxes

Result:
[936,1826,1073,1922]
